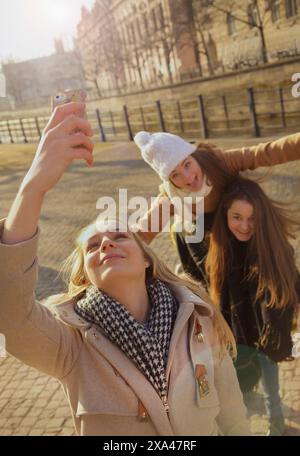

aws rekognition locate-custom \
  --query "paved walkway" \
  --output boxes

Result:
[0,139,299,436]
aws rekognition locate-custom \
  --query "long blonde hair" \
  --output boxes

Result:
[48,222,237,359]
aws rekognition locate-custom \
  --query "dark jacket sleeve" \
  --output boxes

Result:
[174,231,211,290]
[174,212,215,288]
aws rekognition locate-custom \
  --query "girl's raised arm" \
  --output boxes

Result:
[3,101,93,245]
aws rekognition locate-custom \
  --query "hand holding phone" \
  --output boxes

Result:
[52,89,87,110]
[52,89,91,149]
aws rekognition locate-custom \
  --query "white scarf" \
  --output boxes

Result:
[161,176,213,234]
[162,176,213,203]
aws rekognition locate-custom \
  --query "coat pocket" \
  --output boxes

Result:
[75,364,139,418]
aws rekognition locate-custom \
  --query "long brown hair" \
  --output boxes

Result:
[191,142,235,190]
[46,221,237,360]
[206,177,300,310]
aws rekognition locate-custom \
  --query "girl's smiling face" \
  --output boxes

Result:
[227,200,255,242]
[82,221,149,289]
[169,156,204,191]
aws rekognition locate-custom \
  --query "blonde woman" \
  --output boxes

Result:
[0,102,250,436]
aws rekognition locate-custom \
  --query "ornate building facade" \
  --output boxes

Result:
[76,0,184,96]
[76,0,300,98]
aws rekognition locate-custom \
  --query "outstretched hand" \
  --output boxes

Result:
[21,101,94,195]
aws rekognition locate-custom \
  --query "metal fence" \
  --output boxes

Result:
[0,86,299,144]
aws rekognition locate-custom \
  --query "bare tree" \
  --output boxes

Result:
[2,60,23,106]
[119,9,176,88]
[123,0,216,86]
[169,0,216,78]
[196,0,281,64]
[158,24,177,84]
[118,7,180,89]
[75,1,127,97]
[119,20,149,90]
[74,40,103,98]
[189,1,217,75]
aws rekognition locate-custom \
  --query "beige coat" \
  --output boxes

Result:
[0,219,251,436]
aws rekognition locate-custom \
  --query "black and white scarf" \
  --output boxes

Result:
[74,279,179,410]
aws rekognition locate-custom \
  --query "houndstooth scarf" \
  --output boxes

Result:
[74,279,179,411]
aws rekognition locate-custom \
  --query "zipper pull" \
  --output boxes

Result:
[195,320,204,343]
[162,394,169,413]
[195,364,210,398]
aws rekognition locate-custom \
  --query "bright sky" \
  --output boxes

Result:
[0,0,95,63]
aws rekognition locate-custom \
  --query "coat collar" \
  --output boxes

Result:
[47,284,212,435]
[50,283,213,330]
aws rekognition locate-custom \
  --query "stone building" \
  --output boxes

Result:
[75,0,183,97]
[193,0,300,74]
[2,40,85,109]
[75,0,300,97]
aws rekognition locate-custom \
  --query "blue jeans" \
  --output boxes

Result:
[258,353,283,420]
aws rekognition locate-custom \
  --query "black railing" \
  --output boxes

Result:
[0,86,299,144]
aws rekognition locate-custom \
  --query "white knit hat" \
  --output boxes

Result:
[134,131,196,180]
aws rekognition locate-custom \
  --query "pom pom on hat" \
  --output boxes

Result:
[134,131,151,148]
[134,131,196,181]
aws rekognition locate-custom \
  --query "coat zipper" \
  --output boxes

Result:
[162,394,169,414]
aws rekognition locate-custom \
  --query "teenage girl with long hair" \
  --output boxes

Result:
[205,177,300,436]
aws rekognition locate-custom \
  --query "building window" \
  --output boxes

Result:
[151,8,157,31]
[247,3,259,28]
[127,24,136,43]
[227,12,236,35]
[143,14,149,34]
[158,3,165,28]
[285,0,298,18]
[126,25,132,43]
[271,0,280,22]
[136,18,142,38]
[131,23,136,43]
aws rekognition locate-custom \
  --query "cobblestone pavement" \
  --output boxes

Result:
[0,138,299,436]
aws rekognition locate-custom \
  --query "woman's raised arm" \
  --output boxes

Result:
[0,102,94,379]
[220,132,300,174]
[3,101,94,245]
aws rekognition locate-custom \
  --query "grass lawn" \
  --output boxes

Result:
[0,142,115,171]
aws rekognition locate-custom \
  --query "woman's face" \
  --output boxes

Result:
[81,221,149,289]
[227,200,255,242]
[169,155,204,192]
